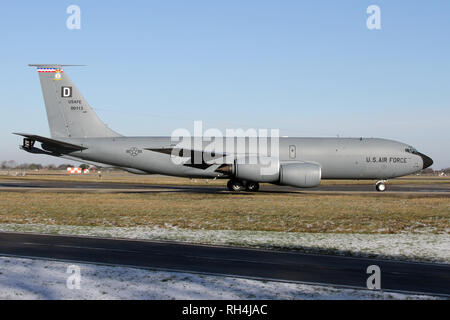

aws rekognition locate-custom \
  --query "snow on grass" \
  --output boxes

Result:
[0,223,449,263]
[0,256,438,300]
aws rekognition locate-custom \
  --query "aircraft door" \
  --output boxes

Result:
[289,145,296,159]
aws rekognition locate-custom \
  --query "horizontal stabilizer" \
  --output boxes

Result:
[13,133,87,151]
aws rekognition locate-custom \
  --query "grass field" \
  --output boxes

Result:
[0,191,448,234]
[1,171,449,235]
[1,172,448,261]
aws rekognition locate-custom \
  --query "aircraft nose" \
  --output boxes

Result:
[418,153,433,169]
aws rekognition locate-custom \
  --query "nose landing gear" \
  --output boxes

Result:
[375,180,387,192]
[227,179,260,192]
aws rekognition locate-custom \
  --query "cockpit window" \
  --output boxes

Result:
[405,146,419,154]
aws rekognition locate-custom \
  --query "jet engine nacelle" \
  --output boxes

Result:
[279,162,321,188]
[234,157,280,182]
[233,157,321,188]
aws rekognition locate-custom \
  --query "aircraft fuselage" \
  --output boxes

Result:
[59,136,429,180]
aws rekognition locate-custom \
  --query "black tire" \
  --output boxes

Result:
[376,182,386,192]
[245,182,260,192]
[227,179,244,191]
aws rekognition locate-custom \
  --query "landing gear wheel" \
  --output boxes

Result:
[227,179,244,192]
[376,181,386,192]
[245,182,260,192]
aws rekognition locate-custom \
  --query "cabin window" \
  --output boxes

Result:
[405,146,419,154]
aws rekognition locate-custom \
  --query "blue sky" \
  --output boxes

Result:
[0,1,449,168]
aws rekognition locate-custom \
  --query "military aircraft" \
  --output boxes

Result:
[15,64,433,192]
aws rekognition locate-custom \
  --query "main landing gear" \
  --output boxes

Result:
[227,179,260,192]
[375,180,387,192]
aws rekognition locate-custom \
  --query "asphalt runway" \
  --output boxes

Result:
[0,232,448,296]
[1,178,450,195]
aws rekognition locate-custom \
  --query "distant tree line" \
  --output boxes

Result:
[0,161,108,171]
[1,160,76,170]
[419,168,449,175]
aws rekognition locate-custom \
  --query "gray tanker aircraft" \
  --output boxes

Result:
[15,64,433,192]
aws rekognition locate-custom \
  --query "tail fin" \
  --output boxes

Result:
[29,64,121,139]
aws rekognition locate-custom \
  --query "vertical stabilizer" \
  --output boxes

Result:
[29,64,121,139]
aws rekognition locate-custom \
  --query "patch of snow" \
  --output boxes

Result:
[0,256,437,300]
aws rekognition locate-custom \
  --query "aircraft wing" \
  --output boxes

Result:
[146,147,226,159]
[146,147,228,169]
[146,147,260,158]
[13,133,87,151]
